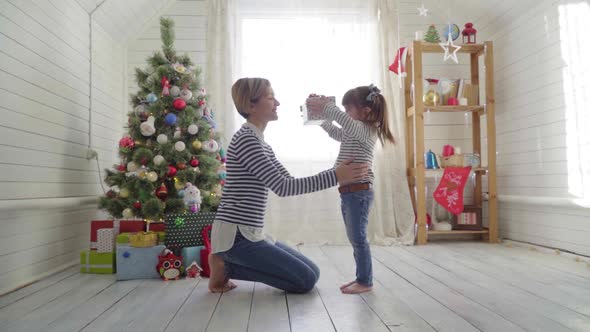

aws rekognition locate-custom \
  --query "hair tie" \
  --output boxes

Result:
[366,84,381,102]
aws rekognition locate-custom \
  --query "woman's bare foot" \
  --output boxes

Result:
[341,282,372,294]
[208,253,237,293]
[340,280,356,290]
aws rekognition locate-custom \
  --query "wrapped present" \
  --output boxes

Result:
[80,251,115,274]
[165,212,215,248]
[116,232,131,245]
[301,96,335,125]
[157,231,165,244]
[148,222,165,232]
[90,220,114,250]
[181,245,204,268]
[119,220,145,233]
[97,228,115,253]
[200,225,212,277]
[129,232,158,247]
[116,245,165,280]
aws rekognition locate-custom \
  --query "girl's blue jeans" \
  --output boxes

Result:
[340,189,374,286]
[215,230,320,293]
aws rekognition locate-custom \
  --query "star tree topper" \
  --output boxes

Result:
[439,32,461,64]
[417,4,428,17]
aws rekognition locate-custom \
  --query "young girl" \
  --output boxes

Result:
[307,84,395,294]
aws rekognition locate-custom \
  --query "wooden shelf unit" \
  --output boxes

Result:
[404,41,498,245]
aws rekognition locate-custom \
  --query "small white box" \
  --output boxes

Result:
[301,96,335,125]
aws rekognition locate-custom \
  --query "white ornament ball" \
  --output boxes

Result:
[170,86,181,97]
[173,127,182,139]
[203,139,219,152]
[153,155,165,166]
[147,171,158,182]
[157,134,168,144]
[188,124,199,135]
[180,89,193,102]
[174,141,186,152]
[122,208,134,218]
[127,161,138,172]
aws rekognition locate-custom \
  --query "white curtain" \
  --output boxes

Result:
[226,0,414,245]
[206,0,240,144]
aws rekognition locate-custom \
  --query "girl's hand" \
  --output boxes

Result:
[335,159,368,185]
[306,96,332,116]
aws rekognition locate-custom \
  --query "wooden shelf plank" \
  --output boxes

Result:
[407,105,485,117]
[417,42,484,54]
[407,167,487,177]
[429,228,489,235]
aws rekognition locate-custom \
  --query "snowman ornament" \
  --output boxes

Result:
[183,182,202,213]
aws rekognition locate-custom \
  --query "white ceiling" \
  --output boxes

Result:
[75,0,176,44]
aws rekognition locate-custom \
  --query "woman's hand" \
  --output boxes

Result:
[335,159,368,185]
[306,96,332,116]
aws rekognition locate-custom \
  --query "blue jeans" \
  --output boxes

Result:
[215,230,320,293]
[341,189,374,286]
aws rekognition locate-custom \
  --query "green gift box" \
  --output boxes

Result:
[80,251,116,274]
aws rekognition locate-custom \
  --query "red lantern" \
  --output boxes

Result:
[173,98,186,111]
[461,22,476,44]
[167,165,177,177]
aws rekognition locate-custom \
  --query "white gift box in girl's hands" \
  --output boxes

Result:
[301,95,335,125]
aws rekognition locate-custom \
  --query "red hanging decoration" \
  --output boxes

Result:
[156,183,168,201]
[161,76,170,96]
[133,201,142,209]
[190,157,199,167]
[433,166,471,214]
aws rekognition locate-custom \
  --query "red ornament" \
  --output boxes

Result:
[177,162,186,170]
[190,157,199,167]
[461,22,477,44]
[161,76,170,96]
[106,190,116,198]
[173,98,186,111]
[140,157,148,165]
[118,136,135,150]
[198,99,205,107]
[167,165,177,177]
[156,183,168,200]
[133,201,142,209]
[117,164,126,172]
[220,179,226,186]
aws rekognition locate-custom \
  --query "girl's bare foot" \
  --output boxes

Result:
[340,280,356,290]
[341,282,372,294]
[208,253,237,293]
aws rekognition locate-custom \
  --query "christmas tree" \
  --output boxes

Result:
[424,24,441,43]
[99,18,226,223]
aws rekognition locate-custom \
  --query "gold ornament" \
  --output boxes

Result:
[174,180,184,190]
[147,171,158,182]
[192,140,202,150]
[423,90,440,106]
[119,188,130,198]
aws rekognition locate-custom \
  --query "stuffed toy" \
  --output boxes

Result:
[157,249,184,281]
[183,182,202,213]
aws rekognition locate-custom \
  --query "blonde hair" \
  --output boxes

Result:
[342,85,395,145]
[231,77,271,119]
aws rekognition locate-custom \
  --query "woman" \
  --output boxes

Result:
[209,77,368,293]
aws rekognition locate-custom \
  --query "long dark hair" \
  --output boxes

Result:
[342,85,395,145]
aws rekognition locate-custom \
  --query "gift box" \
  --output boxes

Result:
[80,251,115,274]
[116,245,165,280]
[301,96,335,125]
[119,220,145,233]
[116,232,131,245]
[181,245,205,268]
[129,232,158,247]
[148,222,165,232]
[90,220,114,249]
[165,212,216,249]
[97,228,115,253]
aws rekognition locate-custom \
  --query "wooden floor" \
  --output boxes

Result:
[1,242,590,332]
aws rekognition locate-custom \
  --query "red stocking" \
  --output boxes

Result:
[433,167,471,214]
